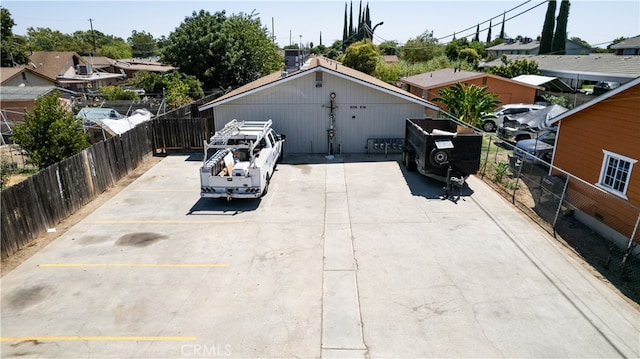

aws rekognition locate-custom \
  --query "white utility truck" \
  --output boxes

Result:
[200,119,285,200]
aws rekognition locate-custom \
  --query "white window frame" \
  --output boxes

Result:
[597,149,637,199]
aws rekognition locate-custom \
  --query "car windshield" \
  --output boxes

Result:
[539,131,557,145]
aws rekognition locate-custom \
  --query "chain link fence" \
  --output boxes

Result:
[479,134,640,302]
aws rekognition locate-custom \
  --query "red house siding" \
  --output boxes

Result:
[421,77,537,107]
[553,84,640,240]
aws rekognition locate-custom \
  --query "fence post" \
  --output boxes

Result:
[620,213,640,275]
[552,175,570,238]
[481,135,492,180]
[511,158,524,204]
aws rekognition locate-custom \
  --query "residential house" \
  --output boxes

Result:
[28,51,125,93]
[548,76,640,245]
[111,58,176,79]
[382,55,399,63]
[487,38,591,58]
[199,56,441,154]
[398,68,542,108]
[487,38,541,57]
[0,86,75,141]
[0,66,54,87]
[610,35,640,56]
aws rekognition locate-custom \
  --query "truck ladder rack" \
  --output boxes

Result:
[207,119,273,146]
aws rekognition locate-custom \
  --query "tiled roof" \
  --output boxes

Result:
[0,86,56,101]
[113,60,175,72]
[399,68,541,90]
[610,35,640,49]
[401,69,483,89]
[82,56,115,68]
[29,51,86,81]
[199,56,439,111]
[0,66,26,84]
[481,54,640,77]
[487,40,540,51]
[383,55,399,63]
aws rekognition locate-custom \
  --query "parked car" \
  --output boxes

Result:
[481,104,546,132]
[497,120,546,143]
[513,129,557,162]
[592,81,620,96]
[497,104,566,143]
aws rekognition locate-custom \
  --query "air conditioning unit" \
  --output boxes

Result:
[76,65,93,75]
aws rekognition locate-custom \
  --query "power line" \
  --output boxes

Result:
[372,0,548,47]
[436,0,542,42]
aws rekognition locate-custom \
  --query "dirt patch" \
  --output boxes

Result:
[0,155,164,277]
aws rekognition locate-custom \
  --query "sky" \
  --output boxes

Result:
[3,0,639,49]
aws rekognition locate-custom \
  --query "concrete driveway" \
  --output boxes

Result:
[1,154,638,358]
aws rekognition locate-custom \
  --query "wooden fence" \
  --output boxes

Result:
[1,117,213,259]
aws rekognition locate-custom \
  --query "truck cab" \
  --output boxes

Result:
[200,120,285,200]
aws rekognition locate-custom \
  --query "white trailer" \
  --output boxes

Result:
[200,119,286,200]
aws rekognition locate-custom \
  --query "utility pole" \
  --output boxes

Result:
[88,18,97,55]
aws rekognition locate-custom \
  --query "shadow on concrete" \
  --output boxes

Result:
[187,197,261,215]
[398,160,476,203]
[184,152,204,162]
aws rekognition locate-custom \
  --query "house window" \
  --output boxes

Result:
[597,150,637,198]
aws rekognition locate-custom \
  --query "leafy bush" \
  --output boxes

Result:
[99,86,140,101]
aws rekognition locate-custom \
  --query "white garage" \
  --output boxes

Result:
[199,56,441,154]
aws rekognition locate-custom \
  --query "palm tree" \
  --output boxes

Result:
[432,83,500,127]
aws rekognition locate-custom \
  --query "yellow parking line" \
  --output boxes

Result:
[0,336,196,342]
[94,220,243,224]
[38,263,230,268]
[135,189,194,192]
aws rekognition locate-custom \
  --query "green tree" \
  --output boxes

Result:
[445,38,468,61]
[128,30,157,58]
[98,41,132,59]
[551,0,570,55]
[161,10,282,90]
[432,83,500,126]
[402,30,443,64]
[342,40,378,75]
[27,27,79,51]
[129,70,204,108]
[457,48,481,67]
[378,40,398,55]
[538,0,556,54]
[99,86,140,100]
[487,58,539,78]
[25,27,132,57]
[0,7,29,66]
[12,91,89,169]
[445,37,485,62]
[542,93,571,108]
[310,44,328,55]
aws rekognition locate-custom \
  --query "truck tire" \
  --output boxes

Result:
[429,148,449,168]
[403,150,416,171]
[261,173,271,197]
[277,146,284,163]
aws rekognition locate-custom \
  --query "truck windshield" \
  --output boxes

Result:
[539,131,557,145]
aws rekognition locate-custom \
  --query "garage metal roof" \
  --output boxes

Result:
[511,74,574,92]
